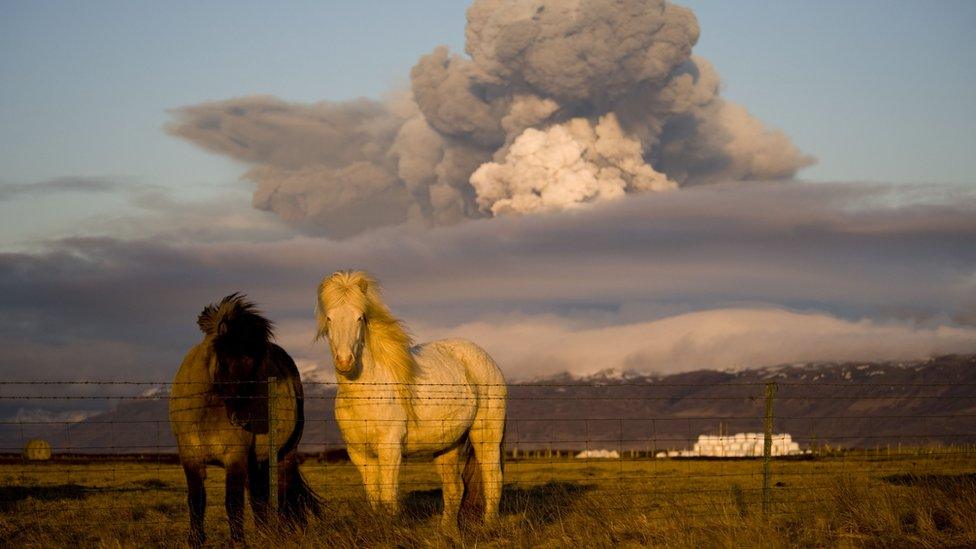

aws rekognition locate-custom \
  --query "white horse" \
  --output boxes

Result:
[316,270,507,530]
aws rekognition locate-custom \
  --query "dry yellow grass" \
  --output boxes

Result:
[2,451,975,547]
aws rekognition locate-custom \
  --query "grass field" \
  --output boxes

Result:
[2,451,975,547]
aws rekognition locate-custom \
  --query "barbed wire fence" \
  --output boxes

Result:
[2,378,976,539]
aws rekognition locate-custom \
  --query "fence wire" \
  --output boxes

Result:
[3,378,975,544]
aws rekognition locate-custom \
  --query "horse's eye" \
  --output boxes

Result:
[357,316,365,323]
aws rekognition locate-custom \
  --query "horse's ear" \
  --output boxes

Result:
[357,277,369,294]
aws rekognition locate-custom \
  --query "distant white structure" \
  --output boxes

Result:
[655,433,802,458]
[576,449,620,459]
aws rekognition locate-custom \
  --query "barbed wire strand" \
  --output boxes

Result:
[3,379,976,538]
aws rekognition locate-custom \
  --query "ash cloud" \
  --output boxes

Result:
[168,0,813,237]
[2,183,974,383]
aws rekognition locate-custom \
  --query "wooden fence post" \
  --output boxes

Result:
[763,380,777,518]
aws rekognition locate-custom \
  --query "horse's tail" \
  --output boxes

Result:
[459,434,484,521]
[267,343,322,528]
[277,385,322,528]
[280,452,323,528]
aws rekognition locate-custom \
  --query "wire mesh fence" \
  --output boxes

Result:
[3,377,976,543]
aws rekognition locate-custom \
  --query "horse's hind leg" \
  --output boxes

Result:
[182,461,207,548]
[469,419,503,525]
[225,460,248,543]
[433,445,463,533]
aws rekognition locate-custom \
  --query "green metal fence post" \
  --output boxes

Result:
[763,380,777,517]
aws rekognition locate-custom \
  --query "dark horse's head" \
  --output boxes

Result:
[197,293,274,427]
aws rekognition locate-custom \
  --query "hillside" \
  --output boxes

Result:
[6,355,975,455]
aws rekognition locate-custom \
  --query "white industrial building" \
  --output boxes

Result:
[656,433,803,458]
[575,449,621,459]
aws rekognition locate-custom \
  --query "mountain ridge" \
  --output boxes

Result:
[5,354,974,455]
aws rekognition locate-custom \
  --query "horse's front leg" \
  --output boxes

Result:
[225,459,248,544]
[348,446,381,510]
[247,456,270,529]
[182,461,207,548]
[377,440,403,515]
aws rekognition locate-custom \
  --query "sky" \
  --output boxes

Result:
[2,1,973,190]
[1,2,974,239]
[1,1,975,419]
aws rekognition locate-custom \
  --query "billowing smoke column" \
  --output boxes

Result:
[168,0,813,237]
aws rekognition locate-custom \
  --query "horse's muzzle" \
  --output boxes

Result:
[334,355,355,374]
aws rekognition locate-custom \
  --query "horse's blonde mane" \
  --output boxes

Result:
[316,270,417,388]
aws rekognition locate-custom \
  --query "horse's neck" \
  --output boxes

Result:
[337,341,418,423]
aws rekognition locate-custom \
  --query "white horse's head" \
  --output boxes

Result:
[316,270,417,385]
[316,271,370,376]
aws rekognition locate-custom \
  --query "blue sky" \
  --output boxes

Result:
[0,1,975,388]
[2,0,974,193]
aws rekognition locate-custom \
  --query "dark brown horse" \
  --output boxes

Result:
[169,293,320,546]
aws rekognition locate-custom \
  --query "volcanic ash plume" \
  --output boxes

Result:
[470,114,676,215]
[168,0,813,236]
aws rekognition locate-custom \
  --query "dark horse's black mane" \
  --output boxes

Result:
[198,292,274,346]
[198,293,278,427]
